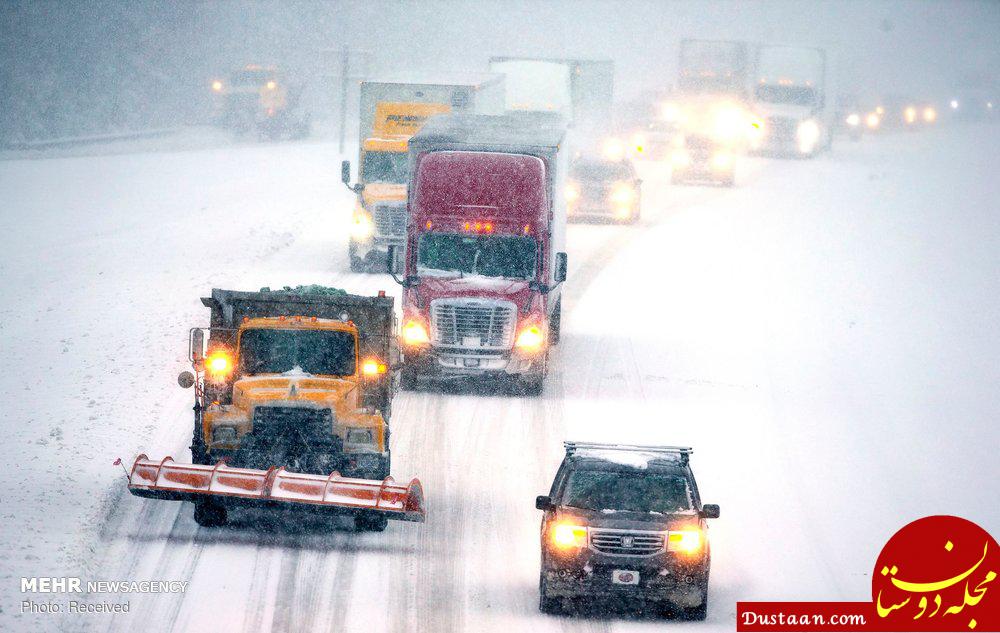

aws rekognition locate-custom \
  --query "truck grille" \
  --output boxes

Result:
[371,203,407,238]
[766,116,798,140]
[590,529,665,556]
[430,298,516,349]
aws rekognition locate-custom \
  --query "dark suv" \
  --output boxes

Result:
[535,442,720,618]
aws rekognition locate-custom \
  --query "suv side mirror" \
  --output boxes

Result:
[191,328,204,361]
[554,252,567,283]
[535,495,553,511]
[341,160,351,186]
[701,504,721,519]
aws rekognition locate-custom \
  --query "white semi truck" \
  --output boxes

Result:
[752,45,833,157]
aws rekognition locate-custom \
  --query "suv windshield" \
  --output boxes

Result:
[418,233,537,280]
[562,470,693,514]
[238,329,356,376]
[755,85,816,107]
[571,159,633,182]
[363,151,408,184]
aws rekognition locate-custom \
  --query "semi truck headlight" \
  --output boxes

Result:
[402,320,430,346]
[845,113,860,127]
[212,425,238,444]
[564,182,579,202]
[609,182,636,205]
[552,523,587,549]
[515,325,544,350]
[350,206,374,241]
[796,119,820,154]
[667,529,703,554]
[603,137,625,160]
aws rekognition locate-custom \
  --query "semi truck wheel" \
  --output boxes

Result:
[348,242,366,272]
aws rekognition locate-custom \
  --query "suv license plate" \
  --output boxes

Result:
[612,569,639,585]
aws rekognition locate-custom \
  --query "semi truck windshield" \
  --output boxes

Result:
[238,329,356,376]
[562,471,693,514]
[363,151,409,184]
[755,85,816,106]
[417,233,537,280]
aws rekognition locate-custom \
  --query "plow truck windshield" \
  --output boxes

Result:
[417,233,537,279]
[238,328,356,376]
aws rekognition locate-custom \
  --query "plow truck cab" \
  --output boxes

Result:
[122,286,423,532]
[394,113,568,395]
[210,65,311,140]
[341,75,505,273]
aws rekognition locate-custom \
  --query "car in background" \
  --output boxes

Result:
[536,442,720,619]
[565,156,642,224]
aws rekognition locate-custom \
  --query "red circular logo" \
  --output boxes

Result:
[873,516,999,631]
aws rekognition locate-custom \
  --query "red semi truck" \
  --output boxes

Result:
[388,113,568,395]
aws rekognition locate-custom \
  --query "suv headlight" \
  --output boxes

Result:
[667,529,703,554]
[212,425,238,444]
[551,523,587,549]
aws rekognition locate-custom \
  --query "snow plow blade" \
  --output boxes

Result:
[124,455,425,523]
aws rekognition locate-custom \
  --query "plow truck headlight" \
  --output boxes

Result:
[846,113,861,127]
[361,358,387,376]
[796,119,820,154]
[866,112,881,129]
[350,205,374,241]
[206,351,233,378]
[551,523,587,549]
[212,425,238,445]
[922,106,937,123]
[402,320,430,346]
[515,324,544,350]
[667,529,703,554]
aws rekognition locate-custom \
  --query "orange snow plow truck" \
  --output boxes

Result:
[122,286,424,532]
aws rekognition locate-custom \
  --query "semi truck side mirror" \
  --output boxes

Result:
[554,252,568,283]
[177,371,195,389]
[191,328,205,361]
[341,160,351,186]
[386,245,406,286]
[535,495,553,511]
[701,504,721,519]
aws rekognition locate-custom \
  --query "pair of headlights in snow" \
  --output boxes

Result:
[549,522,703,554]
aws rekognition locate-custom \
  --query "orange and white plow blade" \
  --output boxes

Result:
[125,455,425,523]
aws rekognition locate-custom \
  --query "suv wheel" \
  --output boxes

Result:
[538,575,562,615]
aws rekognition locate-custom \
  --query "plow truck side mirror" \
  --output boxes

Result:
[177,371,195,389]
[535,495,553,511]
[191,328,205,361]
[554,252,568,283]
[701,504,721,519]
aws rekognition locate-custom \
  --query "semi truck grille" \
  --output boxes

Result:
[430,299,516,349]
[766,116,798,140]
[371,203,407,237]
[590,529,665,556]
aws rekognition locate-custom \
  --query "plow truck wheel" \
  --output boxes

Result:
[354,512,388,532]
[193,501,228,528]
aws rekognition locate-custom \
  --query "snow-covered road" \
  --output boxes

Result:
[1,125,997,632]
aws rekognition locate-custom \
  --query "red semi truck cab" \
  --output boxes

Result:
[394,114,568,395]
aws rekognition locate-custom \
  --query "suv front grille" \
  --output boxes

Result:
[590,529,665,556]
[430,299,516,349]
[371,203,406,237]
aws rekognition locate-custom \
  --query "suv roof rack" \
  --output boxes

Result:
[563,441,693,464]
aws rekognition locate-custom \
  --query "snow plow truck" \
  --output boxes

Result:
[122,286,424,532]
